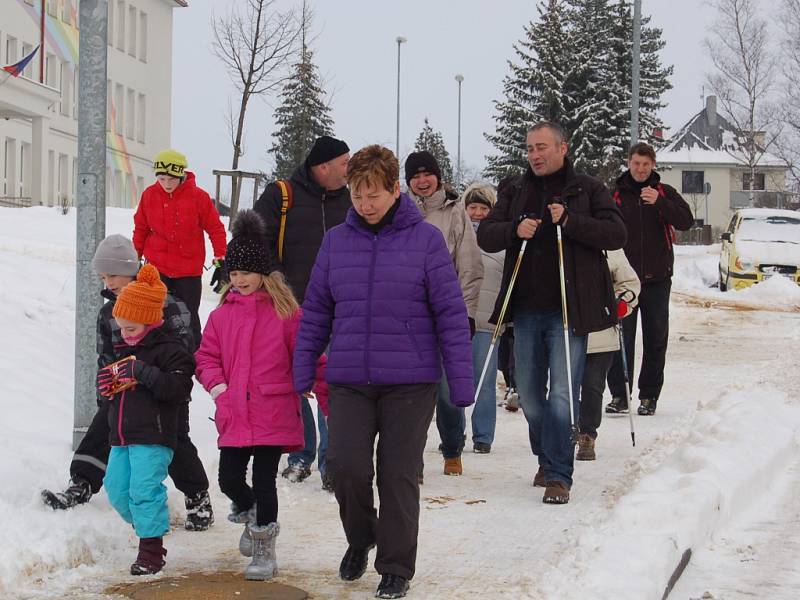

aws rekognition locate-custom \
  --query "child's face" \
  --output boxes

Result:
[229,271,262,296]
[115,316,147,342]
[100,274,135,296]
[156,174,181,194]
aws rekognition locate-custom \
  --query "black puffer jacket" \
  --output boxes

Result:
[613,171,694,282]
[477,160,627,336]
[254,165,351,302]
[106,327,195,449]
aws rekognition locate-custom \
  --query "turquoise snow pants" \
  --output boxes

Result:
[104,445,174,538]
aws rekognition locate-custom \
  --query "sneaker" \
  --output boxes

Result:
[41,478,92,510]
[543,480,570,504]
[504,388,520,412]
[281,463,311,483]
[605,396,629,414]
[533,466,546,488]
[339,544,375,581]
[443,456,462,476]
[376,573,410,598]
[321,472,334,493]
[576,434,596,461]
[638,398,657,416]
[184,490,214,531]
[473,442,491,454]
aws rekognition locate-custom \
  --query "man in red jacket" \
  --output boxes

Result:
[605,143,694,416]
[133,149,227,343]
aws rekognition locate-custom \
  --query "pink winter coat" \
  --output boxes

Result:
[195,289,328,450]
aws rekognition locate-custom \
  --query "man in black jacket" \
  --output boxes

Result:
[605,143,694,416]
[254,136,351,489]
[477,122,626,504]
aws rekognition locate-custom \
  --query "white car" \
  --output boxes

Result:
[719,208,800,291]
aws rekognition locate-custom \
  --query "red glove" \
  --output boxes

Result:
[96,369,115,398]
[617,300,629,319]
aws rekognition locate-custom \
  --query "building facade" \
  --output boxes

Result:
[0,0,185,208]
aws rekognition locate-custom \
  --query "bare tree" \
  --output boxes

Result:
[705,0,779,204]
[773,0,800,185]
[212,0,300,221]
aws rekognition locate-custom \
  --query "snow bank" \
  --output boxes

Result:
[545,389,800,600]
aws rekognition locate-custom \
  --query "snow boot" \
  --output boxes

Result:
[244,522,279,581]
[576,434,596,461]
[473,442,491,454]
[543,481,570,504]
[321,472,334,493]
[605,396,628,414]
[130,537,167,575]
[376,573,410,599]
[638,398,657,416]
[339,543,375,581]
[504,388,519,412]
[184,490,214,531]
[227,504,258,556]
[533,466,545,488]
[41,477,92,510]
[443,456,462,476]
[281,463,311,483]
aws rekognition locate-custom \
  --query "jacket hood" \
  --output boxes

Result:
[290,163,348,198]
[222,288,272,307]
[411,186,461,214]
[150,170,198,199]
[345,193,422,234]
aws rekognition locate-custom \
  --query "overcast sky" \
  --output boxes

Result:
[172,0,717,199]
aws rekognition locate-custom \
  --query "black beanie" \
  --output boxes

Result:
[404,151,442,186]
[225,210,272,276]
[306,136,350,167]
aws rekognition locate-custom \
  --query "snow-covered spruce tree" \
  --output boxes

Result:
[414,118,455,184]
[484,0,570,182]
[268,28,334,180]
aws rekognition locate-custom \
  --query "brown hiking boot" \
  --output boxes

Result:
[576,434,596,461]
[443,456,462,476]
[533,466,546,487]
[543,480,570,504]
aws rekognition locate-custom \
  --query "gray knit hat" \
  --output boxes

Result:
[92,234,140,276]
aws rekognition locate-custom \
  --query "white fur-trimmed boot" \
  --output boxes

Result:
[244,522,280,581]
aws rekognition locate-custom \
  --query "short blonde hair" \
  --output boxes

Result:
[218,271,299,319]
[346,145,398,193]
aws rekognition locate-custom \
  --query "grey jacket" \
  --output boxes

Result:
[410,187,484,318]
[587,249,640,354]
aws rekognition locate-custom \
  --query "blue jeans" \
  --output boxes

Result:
[514,310,587,488]
[436,377,465,459]
[288,396,329,476]
[471,331,498,445]
[104,445,173,538]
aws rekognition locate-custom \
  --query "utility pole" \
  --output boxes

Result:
[74,0,108,450]
[630,0,642,145]
[395,36,406,158]
[455,73,464,188]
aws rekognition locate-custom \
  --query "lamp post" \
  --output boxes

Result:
[395,36,407,158]
[630,0,642,144]
[455,74,464,188]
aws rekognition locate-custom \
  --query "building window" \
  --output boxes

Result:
[115,83,124,133]
[72,67,79,119]
[681,170,705,194]
[21,43,34,79]
[62,0,73,25]
[742,172,765,191]
[128,5,137,57]
[116,1,126,52]
[138,12,148,62]
[60,61,72,116]
[106,78,112,131]
[73,157,79,200]
[6,36,18,66]
[137,93,146,142]
[126,88,136,139]
[136,176,144,203]
[47,0,58,17]
[107,0,114,46]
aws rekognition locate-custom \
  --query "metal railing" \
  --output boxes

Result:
[730,190,800,210]
[0,196,33,208]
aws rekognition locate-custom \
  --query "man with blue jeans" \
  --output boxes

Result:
[285,398,328,485]
[476,122,626,503]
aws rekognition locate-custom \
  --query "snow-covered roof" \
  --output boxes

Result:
[657,147,786,168]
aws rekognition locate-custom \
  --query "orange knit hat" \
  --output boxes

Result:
[112,264,167,324]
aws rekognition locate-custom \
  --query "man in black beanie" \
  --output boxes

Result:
[254,135,350,490]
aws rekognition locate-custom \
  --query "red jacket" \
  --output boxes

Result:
[133,172,227,278]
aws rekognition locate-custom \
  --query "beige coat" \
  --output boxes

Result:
[587,249,641,354]
[475,249,505,333]
[411,187,484,318]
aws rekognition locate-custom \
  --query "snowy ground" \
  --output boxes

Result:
[1,207,799,600]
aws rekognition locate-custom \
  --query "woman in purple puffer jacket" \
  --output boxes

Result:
[293,145,474,599]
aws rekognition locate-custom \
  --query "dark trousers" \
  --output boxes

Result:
[498,327,516,388]
[579,350,615,439]
[608,279,672,401]
[160,274,203,346]
[71,401,209,496]
[218,446,282,526]
[327,383,437,581]
[435,378,465,458]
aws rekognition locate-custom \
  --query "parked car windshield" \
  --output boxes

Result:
[738,215,800,244]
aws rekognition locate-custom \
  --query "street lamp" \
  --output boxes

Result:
[455,73,464,188]
[395,36,406,158]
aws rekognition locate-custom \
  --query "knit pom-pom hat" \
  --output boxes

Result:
[112,264,167,324]
[225,210,272,275]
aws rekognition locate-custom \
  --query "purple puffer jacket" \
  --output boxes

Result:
[293,193,474,407]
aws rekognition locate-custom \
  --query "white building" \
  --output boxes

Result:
[0,0,185,209]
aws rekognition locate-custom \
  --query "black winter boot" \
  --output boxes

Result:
[130,537,167,575]
[376,573,410,598]
[184,490,214,531]
[605,396,629,414]
[339,543,375,581]
[638,398,657,416]
[41,478,92,510]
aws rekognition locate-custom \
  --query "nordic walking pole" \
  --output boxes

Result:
[555,221,578,446]
[474,239,528,403]
[617,319,636,446]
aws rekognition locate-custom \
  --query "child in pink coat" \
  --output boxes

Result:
[195,210,327,581]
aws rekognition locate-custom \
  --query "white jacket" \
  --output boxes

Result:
[587,249,640,354]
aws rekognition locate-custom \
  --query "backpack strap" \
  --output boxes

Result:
[276,180,293,262]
